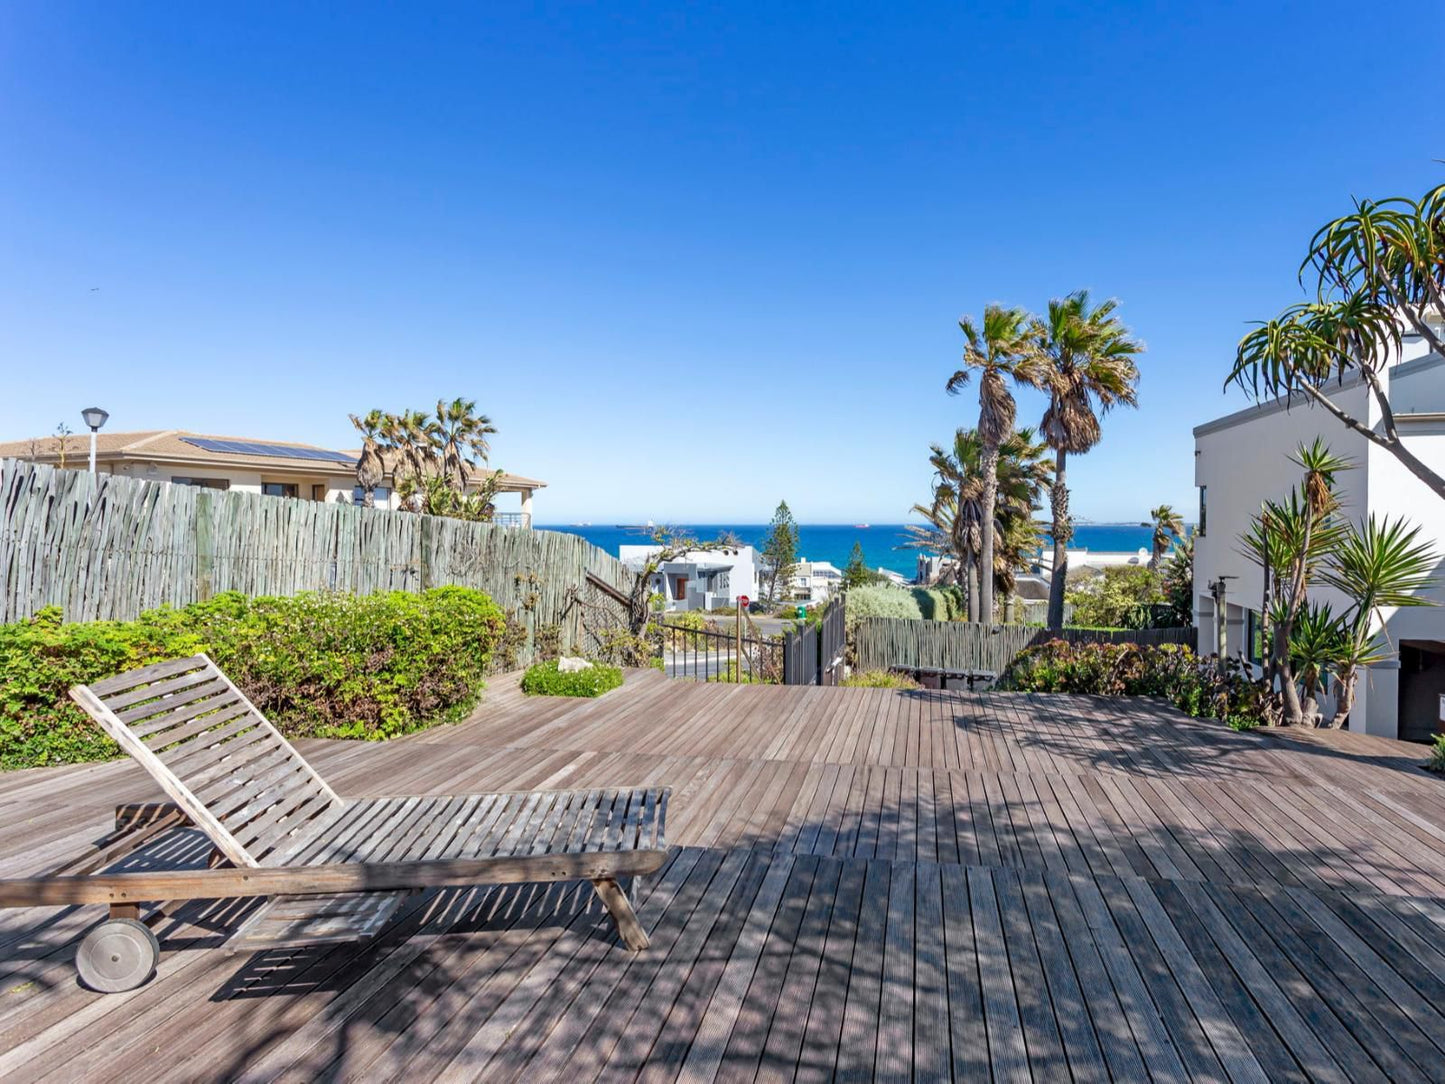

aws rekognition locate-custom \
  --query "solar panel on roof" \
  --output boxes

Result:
[180,437,357,464]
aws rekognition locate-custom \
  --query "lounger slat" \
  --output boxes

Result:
[87,656,210,696]
[71,654,342,868]
[100,668,221,712]
[139,701,253,752]
[120,681,235,728]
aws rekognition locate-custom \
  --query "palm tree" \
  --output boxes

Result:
[433,397,497,488]
[348,410,387,507]
[1032,292,1143,627]
[946,305,1037,623]
[908,426,1051,618]
[921,433,984,615]
[1149,504,1184,568]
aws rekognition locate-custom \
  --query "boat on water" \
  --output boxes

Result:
[853,523,870,529]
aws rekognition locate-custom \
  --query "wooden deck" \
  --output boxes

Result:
[3,670,1445,1080]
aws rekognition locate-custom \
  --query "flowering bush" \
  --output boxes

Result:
[0,587,507,768]
[1000,640,1274,726]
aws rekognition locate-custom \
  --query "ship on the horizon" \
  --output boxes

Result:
[853,523,870,529]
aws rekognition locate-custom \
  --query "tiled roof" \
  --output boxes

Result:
[0,429,546,489]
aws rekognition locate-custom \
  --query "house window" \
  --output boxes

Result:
[352,485,392,505]
[1246,609,1264,666]
[170,476,230,490]
[262,482,299,498]
[311,484,327,502]
[1198,485,1207,537]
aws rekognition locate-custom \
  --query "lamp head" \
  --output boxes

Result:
[81,407,109,432]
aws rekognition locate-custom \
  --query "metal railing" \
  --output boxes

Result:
[490,512,531,528]
[656,619,782,683]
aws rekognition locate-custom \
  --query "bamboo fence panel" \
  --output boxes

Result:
[852,616,1197,675]
[0,459,634,663]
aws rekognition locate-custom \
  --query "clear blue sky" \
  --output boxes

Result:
[2,3,1441,523]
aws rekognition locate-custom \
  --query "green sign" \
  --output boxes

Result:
[796,606,806,619]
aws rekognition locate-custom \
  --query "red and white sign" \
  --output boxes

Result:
[737,595,750,608]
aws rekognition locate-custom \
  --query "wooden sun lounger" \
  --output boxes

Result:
[0,654,669,992]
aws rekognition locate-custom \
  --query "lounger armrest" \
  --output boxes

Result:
[0,848,670,908]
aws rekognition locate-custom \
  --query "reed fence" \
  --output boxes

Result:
[0,459,636,664]
[853,616,1197,677]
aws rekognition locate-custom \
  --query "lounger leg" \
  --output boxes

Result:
[591,877,649,950]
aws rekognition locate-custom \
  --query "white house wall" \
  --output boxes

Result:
[1193,356,1445,738]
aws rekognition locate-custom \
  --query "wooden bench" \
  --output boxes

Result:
[0,654,669,992]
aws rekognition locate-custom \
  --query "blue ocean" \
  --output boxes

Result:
[537,523,1165,579]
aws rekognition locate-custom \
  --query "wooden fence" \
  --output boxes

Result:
[853,617,1197,677]
[0,459,636,664]
[783,598,846,686]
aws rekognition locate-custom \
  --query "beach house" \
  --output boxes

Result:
[1192,320,1445,740]
[0,429,546,525]
[790,559,844,602]
[620,544,760,612]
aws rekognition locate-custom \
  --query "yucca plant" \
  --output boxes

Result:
[1229,181,1445,501]
[1287,602,1347,723]
[1239,442,1349,726]
[1318,515,1439,727]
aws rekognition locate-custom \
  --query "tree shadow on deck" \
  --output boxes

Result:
[914,687,1442,785]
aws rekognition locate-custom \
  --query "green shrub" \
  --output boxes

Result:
[0,587,507,769]
[1064,566,1182,630]
[842,669,920,689]
[521,659,624,697]
[845,584,966,626]
[999,640,1273,727]
[1427,733,1445,774]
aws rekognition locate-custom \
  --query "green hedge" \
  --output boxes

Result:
[844,584,966,625]
[999,640,1270,727]
[520,659,624,697]
[0,587,507,769]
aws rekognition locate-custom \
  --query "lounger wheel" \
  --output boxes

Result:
[76,917,159,993]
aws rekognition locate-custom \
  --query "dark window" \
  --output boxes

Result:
[352,485,392,505]
[1246,609,1264,665]
[1198,485,1207,537]
[262,482,298,498]
[170,476,231,490]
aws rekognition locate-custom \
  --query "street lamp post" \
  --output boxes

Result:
[81,407,109,475]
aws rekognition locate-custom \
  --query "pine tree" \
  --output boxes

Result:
[761,500,799,601]
[842,541,876,590]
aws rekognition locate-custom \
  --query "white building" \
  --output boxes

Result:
[620,544,760,612]
[1192,325,1445,741]
[0,429,545,525]
[790,559,843,602]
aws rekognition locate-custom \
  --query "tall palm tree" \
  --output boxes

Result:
[1033,292,1143,627]
[348,410,387,507]
[946,305,1037,623]
[433,397,497,488]
[1149,504,1184,568]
